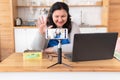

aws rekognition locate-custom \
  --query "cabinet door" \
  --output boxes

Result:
[109,5,120,36]
[14,29,27,52]
[26,28,38,50]
[0,0,14,61]
[14,28,37,52]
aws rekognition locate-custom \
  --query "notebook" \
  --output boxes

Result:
[64,32,118,62]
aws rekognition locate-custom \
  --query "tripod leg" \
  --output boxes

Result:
[47,62,59,69]
[47,40,72,69]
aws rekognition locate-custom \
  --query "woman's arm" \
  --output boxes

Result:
[31,16,52,51]
[31,30,48,51]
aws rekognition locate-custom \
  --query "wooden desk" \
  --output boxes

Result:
[0,53,120,72]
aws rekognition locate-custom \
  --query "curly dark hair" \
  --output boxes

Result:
[47,2,72,33]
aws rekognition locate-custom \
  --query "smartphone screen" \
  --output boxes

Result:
[46,28,68,39]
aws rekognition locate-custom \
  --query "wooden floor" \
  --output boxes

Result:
[0,53,120,72]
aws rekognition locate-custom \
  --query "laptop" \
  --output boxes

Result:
[64,32,118,62]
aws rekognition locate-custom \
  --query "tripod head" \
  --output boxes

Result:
[46,28,68,40]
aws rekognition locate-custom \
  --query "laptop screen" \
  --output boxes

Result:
[65,32,118,62]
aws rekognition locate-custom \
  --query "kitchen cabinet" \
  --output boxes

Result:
[0,0,114,58]
[13,0,109,52]
[14,28,37,52]
[14,27,107,52]
[0,0,15,61]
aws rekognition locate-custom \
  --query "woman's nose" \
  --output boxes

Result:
[58,17,62,22]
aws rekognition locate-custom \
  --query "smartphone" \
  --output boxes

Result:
[46,28,68,39]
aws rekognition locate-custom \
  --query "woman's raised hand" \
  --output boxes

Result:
[36,16,47,34]
[37,16,53,35]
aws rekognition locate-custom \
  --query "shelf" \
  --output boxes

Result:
[17,5,102,8]
[17,2,103,8]
[16,1,103,8]
[14,26,36,28]
[79,25,107,27]
[14,25,107,29]
[69,4,102,7]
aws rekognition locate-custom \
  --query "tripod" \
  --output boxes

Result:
[47,40,72,68]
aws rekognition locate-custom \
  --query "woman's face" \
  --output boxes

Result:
[52,9,68,28]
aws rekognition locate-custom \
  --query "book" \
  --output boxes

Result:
[114,51,120,60]
[23,52,42,60]
[114,38,120,60]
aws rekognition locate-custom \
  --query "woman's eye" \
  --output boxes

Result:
[62,16,65,18]
[62,15,67,18]
[54,15,66,18]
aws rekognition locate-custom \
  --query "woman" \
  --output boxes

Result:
[31,2,80,53]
